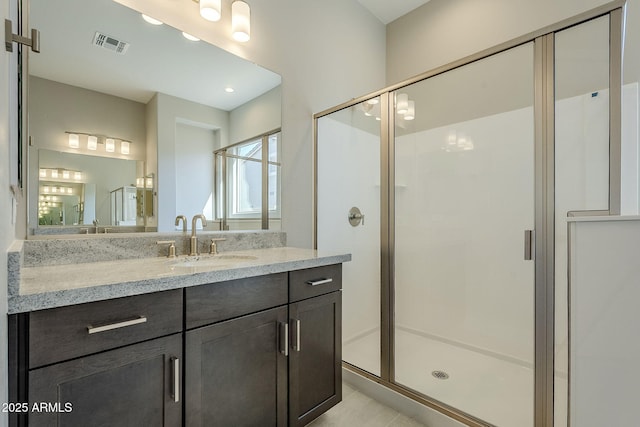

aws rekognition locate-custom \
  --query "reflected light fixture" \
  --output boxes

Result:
[68,133,79,148]
[121,141,130,155]
[105,138,115,153]
[396,93,409,115]
[200,0,222,22]
[62,170,70,179]
[232,1,251,42]
[87,135,98,150]
[182,32,200,41]
[404,101,415,121]
[142,14,164,25]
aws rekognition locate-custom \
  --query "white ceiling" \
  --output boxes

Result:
[29,0,281,111]
[357,0,432,24]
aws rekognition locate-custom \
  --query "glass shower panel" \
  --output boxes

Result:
[554,16,610,427]
[317,97,382,376]
[393,43,535,426]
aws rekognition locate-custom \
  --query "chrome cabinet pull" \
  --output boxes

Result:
[291,319,301,352]
[279,322,289,356]
[171,357,180,403]
[87,316,147,334]
[306,278,333,286]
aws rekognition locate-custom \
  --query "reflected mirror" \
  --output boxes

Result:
[27,0,282,235]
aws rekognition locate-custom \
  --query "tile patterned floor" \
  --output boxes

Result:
[307,382,426,427]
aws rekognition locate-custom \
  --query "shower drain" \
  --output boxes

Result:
[431,370,450,380]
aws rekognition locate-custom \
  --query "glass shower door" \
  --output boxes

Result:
[393,43,535,426]
[316,96,382,376]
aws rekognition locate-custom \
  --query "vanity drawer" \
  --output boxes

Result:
[185,272,288,329]
[289,264,342,303]
[29,289,183,369]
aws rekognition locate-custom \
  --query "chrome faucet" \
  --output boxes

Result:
[190,214,207,256]
[175,215,187,232]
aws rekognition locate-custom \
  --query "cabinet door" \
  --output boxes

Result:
[185,306,288,427]
[289,291,342,427]
[29,334,182,427]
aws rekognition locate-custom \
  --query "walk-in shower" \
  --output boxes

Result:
[315,3,633,426]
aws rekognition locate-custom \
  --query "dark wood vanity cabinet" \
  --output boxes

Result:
[29,334,182,427]
[9,264,343,427]
[288,265,342,427]
[185,306,288,427]
[11,290,183,427]
[184,274,289,427]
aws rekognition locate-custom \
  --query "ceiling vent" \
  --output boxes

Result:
[92,32,130,55]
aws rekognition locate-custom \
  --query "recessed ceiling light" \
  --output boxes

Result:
[182,32,200,42]
[225,87,235,93]
[142,14,163,25]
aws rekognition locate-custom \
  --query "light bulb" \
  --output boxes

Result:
[105,138,115,153]
[68,133,79,148]
[232,1,251,42]
[87,135,98,150]
[200,0,221,22]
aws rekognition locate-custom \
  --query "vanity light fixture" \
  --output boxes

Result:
[50,169,59,179]
[182,32,200,41]
[74,171,82,180]
[404,100,415,121]
[142,14,164,25]
[192,0,251,42]
[121,140,130,155]
[68,133,79,149]
[87,135,98,150]
[105,138,115,153]
[396,93,409,115]
[62,170,70,179]
[199,0,222,22]
[231,1,251,42]
[39,169,47,178]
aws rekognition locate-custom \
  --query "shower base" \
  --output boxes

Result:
[344,328,567,427]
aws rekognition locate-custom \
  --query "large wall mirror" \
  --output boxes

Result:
[27,0,282,235]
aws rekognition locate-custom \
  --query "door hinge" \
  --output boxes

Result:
[5,19,40,53]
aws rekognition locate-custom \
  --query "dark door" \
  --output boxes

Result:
[289,291,342,426]
[185,306,288,427]
[28,334,182,427]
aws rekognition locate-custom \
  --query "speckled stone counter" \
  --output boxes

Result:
[8,246,351,314]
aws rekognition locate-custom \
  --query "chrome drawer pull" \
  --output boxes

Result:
[306,278,333,286]
[87,316,147,334]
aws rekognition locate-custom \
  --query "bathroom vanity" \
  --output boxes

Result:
[7,233,349,426]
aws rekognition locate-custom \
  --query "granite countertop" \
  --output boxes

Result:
[8,247,351,314]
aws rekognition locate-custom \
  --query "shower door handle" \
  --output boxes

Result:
[524,230,534,261]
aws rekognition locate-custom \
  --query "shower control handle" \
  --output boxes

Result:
[348,207,364,227]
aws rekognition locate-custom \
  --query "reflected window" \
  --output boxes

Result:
[216,130,281,223]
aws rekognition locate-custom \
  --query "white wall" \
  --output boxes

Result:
[230,85,281,144]
[115,0,387,247]
[154,92,228,231]
[175,123,216,224]
[1,0,17,423]
[386,0,639,85]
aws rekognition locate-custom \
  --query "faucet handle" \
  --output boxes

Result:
[209,238,226,255]
[157,240,177,258]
